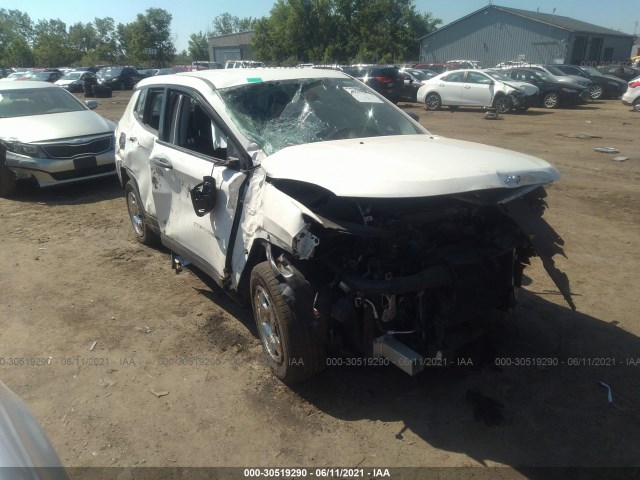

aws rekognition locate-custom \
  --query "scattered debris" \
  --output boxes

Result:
[89,341,97,351]
[483,110,502,120]
[594,147,620,154]
[598,381,613,404]
[561,132,602,139]
[149,388,169,398]
[135,326,152,334]
[613,156,630,162]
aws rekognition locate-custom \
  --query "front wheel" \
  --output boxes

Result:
[493,95,513,114]
[250,261,324,384]
[125,180,159,245]
[424,92,442,111]
[543,92,559,109]
[589,85,603,100]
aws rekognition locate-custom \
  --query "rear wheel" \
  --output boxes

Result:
[125,180,159,245]
[589,85,603,100]
[493,95,513,114]
[250,261,324,384]
[424,92,442,111]
[543,92,559,109]
[633,97,640,112]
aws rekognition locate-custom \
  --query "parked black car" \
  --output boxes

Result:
[554,65,627,99]
[97,66,142,90]
[398,68,437,102]
[505,68,590,108]
[350,65,402,102]
[596,65,640,82]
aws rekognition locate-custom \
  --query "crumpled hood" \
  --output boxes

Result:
[505,81,538,96]
[261,135,559,198]
[0,111,115,143]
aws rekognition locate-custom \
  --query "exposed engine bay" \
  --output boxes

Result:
[265,179,573,373]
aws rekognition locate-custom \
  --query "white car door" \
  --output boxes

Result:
[462,71,494,106]
[150,89,246,282]
[120,87,165,217]
[434,71,465,105]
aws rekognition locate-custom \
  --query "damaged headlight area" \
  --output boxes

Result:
[1,139,46,158]
[268,179,573,375]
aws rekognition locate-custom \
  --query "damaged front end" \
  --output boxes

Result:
[265,179,573,375]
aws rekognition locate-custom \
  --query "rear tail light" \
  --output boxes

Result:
[375,76,393,83]
[629,81,640,88]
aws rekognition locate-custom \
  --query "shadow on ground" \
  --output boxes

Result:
[8,175,121,205]
[287,290,640,475]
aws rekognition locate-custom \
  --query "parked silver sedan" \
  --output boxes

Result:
[0,81,116,196]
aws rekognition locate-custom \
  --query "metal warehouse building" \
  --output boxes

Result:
[419,5,634,67]
[207,31,256,66]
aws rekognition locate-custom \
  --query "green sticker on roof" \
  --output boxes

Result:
[247,77,263,83]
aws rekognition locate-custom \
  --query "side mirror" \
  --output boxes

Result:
[191,176,216,217]
[85,100,98,110]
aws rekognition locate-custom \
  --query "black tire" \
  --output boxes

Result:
[633,97,640,112]
[542,92,559,109]
[0,146,17,197]
[250,261,325,384]
[125,180,159,246]
[424,92,442,111]
[589,85,603,100]
[493,95,513,114]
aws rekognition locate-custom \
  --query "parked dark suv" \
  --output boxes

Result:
[351,65,401,102]
[97,66,142,90]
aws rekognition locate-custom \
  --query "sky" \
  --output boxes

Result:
[2,0,638,53]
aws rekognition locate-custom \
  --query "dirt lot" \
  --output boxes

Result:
[1,90,639,477]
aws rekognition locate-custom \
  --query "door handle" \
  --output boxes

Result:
[151,158,173,170]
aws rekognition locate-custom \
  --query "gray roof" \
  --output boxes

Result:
[495,6,633,37]
[208,31,253,47]
[420,5,633,40]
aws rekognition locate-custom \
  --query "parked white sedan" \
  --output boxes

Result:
[416,69,538,113]
[621,76,640,111]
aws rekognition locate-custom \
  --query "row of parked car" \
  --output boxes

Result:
[325,63,636,113]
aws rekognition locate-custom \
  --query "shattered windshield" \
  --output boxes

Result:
[217,77,424,155]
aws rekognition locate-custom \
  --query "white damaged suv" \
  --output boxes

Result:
[115,68,573,384]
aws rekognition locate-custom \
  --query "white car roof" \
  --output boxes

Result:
[0,80,55,90]
[136,67,349,91]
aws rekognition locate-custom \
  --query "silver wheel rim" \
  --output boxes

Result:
[544,94,557,108]
[590,86,602,99]
[495,97,510,113]
[253,285,283,363]
[634,101,640,112]
[426,94,439,110]
[127,190,144,237]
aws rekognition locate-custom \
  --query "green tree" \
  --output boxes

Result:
[3,36,33,67]
[210,13,256,36]
[120,8,176,66]
[67,22,97,63]
[32,19,73,66]
[251,0,440,64]
[0,8,33,64]
[188,31,208,60]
